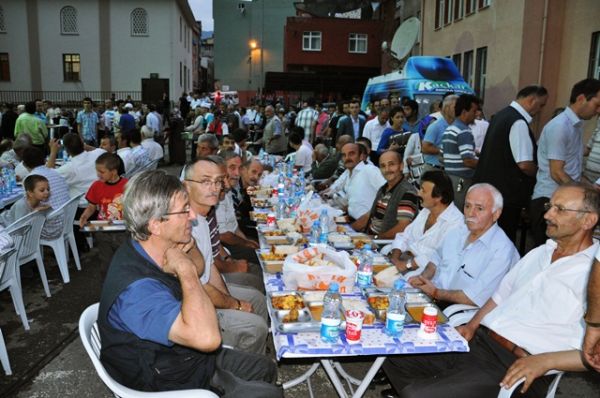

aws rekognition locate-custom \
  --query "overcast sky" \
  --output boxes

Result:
[189,0,213,31]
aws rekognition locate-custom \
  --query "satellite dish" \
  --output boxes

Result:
[390,17,420,62]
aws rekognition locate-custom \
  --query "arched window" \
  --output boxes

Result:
[60,6,78,35]
[0,6,6,33]
[130,8,148,36]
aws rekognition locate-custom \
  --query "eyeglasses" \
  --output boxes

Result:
[184,178,224,189]
[543,202,592,214]
[162,207,191,220]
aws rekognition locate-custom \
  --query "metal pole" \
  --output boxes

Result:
[260,0,264,99]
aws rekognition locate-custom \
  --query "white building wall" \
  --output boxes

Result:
[37,0,102,92]
[0,0,195,102]
[0,0,33,91]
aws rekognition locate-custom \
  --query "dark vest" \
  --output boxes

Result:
[98,240,217,392]
[368,178,417,234]
[474,106,537,207]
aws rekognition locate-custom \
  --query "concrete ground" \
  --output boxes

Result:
[1,162,599,397]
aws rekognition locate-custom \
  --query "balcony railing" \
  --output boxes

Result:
[0,91,142,106]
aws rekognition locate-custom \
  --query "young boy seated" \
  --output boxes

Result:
[79,153,128,227]
[0,174,62,239]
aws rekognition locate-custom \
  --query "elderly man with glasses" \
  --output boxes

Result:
[97,170,282,396]
[183,156,268,355]
[381,182,600,398]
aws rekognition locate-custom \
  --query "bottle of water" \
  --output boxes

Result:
[310,220,321,245]
[385,279,407,338]
[321,282,342,343]
[318,209,329,243]
[356,244,374,288]
[277,195,286,218]
[9,168,16,190]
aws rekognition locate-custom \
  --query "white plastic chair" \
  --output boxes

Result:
[443,304,479,327]
[6,211,50,297]
[442,305,565,398]
[497,370,564,398]
[0,326,11,375]
[40,193,85,283]
[0,246,16,376]
[0,226,31,330]
[79,303,218,398]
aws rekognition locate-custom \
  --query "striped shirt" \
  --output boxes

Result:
[583,118,600,183]
[442,120,477,178]
[206,207,221,261]
[295,107,319,140]
[368,181,419,235]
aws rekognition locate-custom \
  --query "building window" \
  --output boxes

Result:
[60,6,78,35]
[0,6,6,33]
[0,53,9,81]
[63,53,80,81]
[463,50,473,87]
[465,0,477,15]
[444,0,453,25]
[130,8,148,36]
[452,53,462,72]
[349,33,368,53]
[179,17,182,42]
[179,62,182,87]
[435,0,444,29]
[589,32,600,79]
[302,31,322,51]
[454,0,465,20]
[478,0,491,8]
[475,47,487,100]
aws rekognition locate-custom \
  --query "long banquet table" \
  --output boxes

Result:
[254,206,469,398]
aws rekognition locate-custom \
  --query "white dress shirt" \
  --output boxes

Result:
[295,141,313,174]
[141,138,164,162]
[387,202,465,277]
[117,147,134,174]
[145,112,160,134]
[362,118,390,150]
[433,223,520,307]
[481,239,598,355]
[192,214,213,284]
[57,148,106,200]
[216,191,238,233]
[507,101,534,162]
[345,161,386,219]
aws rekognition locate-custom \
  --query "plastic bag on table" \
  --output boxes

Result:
[282,246,356,293]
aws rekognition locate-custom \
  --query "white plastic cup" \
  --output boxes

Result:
[417,305,438,340]
[345,310,365,343]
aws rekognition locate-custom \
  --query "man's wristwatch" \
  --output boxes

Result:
[405,259,413,270]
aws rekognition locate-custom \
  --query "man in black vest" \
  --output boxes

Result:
[473,85,548,243]
[97,170,281,396]
[351,149,419,239]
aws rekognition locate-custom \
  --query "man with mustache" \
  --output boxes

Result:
[216,151,261,274]
[407,183,520,308]
[382,182,599,398]
[351,150,419,239]
[321,142,386,220]
[233,158,264,239]
[183,156,268,354]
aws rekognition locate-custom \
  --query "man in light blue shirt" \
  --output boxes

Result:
[408,183,520,307]
[422,95,458,169]
[530,78,600,246]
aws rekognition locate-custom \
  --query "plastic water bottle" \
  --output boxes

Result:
[276,195,286,218]
[310,220,321,244]
[385,279,407,337]
[318,209,329,243]
[356,244,374,288]
[321,282,342,343]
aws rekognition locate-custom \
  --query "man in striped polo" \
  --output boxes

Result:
[442,94,480,211]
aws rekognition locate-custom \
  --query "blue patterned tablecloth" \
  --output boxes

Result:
[0,187,24,209]
[263,271,470,360]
